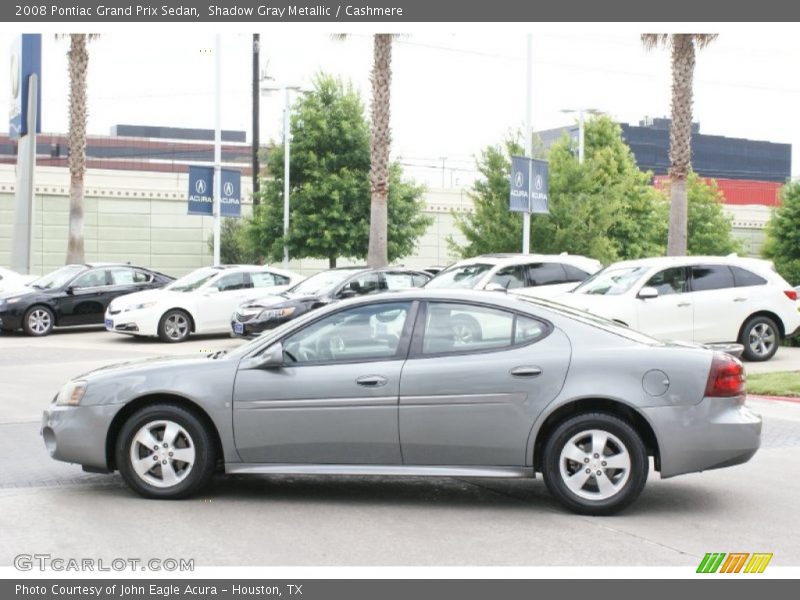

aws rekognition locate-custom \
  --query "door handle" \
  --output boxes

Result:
[510,366,542,378]
[356,375,388,387]
[677,302,691,307]
[733,297,747,302]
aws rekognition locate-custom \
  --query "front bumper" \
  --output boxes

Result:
[0,308,24,331]
[104,309,159,337]
[230,316,289,338]
[643,395,761,479]
[41,402,124,471]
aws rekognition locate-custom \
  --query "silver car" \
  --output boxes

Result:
[41,290,761,515]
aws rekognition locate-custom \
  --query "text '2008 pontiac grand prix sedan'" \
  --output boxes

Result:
[41,290,761,515]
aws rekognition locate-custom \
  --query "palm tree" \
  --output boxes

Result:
[333,34,396,267]
[58,34,98,264]
[641,33,717,256]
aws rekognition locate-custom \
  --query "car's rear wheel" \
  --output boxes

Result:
[542,412,648,515]
[740,315,780,362]
[158,309,191,343]
[116,404,215,499]
[23,306,54,336]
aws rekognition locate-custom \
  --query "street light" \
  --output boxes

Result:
[560,108,604,164]
[261,83,308,269]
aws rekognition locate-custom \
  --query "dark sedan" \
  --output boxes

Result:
[0,263,173,336]
[231,266,431,338]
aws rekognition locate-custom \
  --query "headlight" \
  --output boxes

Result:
[4,297,22,304]
[126,301,157,312]
[55,380,88,406]
[259,307,296,320]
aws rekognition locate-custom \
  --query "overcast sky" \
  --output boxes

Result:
[3,26,800,187]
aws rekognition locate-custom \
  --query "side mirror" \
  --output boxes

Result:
[338,288,357,299]
[242,343,284,370]
[637,286,659,300]
[204,287,220,296]
[484,283,507,293]
[65,286,75,295]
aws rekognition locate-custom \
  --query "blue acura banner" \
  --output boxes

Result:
[509,156,549,214]
[220,169,241,218]
[9,34,42,140]
[187,166,214,215]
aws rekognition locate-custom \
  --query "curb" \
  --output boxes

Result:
[747,394,800,405]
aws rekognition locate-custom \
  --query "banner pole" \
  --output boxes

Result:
[522,33,532,255]
[213,34,222,266]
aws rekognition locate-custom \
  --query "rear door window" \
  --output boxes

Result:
[730,266,767,287]
[563,264,591,283]
[526,263,566,286]
[690,265,735,292]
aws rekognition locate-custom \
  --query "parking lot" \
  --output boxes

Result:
[2,328,800,566]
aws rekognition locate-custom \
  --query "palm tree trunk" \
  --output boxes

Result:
[66,34,88,264]
[367,34,392,268]
[666,34,695,256]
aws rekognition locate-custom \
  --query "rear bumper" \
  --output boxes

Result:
[643,395,761,479]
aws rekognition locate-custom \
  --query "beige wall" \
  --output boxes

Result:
[0,164,768,278]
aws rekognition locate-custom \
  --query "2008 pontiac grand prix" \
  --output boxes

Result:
[41,289,761,515]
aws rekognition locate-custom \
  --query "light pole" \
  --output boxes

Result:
[261,84,305,269]
[560,108,603,164]
[213,34,222,267]
[522,33,533,255]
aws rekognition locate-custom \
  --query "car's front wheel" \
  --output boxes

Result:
[158,309,192,343]
[542,412,648,515]
[740,315,780,362]
[23,305,54,336]
[116,404,215,499]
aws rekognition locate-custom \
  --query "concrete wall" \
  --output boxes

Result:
[0,164,770,278]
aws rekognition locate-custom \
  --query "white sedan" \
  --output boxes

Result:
[0,266,36,294]
[555,255,800,361]
[104,265,304,342]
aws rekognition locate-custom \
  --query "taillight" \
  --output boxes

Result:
[705,352,745,397]
[784,289,798,301]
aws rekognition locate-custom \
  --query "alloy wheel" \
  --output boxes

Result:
[558,428,631,501]
[164,313,189,341]
[748,322,776,358]
[129,420,195,488]
[28,309,52,334]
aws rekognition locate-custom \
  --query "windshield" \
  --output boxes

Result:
[425,263,493,289]
[30,265,86,290]
[288,269,362,296]
[571,266,648,296]
[166,268,220,292]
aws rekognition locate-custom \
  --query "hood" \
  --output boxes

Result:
[0,286,36,301]
[76,352,224,381]
[552,291,624,313]
[108,288,181,310]
[240,291,323,309]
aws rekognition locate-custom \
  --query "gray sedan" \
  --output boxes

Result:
[41,290,761,515]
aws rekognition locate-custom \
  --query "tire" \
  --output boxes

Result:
[115,403,215,499]
[157,309,192,343]
[740,315,780,362]
[542,412,649,516]
[450,313,482,344]
[23,305,54,336]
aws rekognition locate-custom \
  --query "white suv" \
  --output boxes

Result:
[556,255,800,361]
[425,253,602,298]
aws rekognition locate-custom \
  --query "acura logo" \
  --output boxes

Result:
[10,51,20,100]
[195,179,207,195]
[223,181,234,197]
[514,171,523,188]
[534,174,543,191]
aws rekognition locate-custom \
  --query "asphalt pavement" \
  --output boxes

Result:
[1,327,799,567]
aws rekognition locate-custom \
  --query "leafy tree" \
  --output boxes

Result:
[685,173,741,256]
[207,218,261,265]
[641,34,718,256]
[246,74,429,268]
[452,117,668,262]
[763,181,800,285]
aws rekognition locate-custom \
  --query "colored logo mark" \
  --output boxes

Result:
[697,552,773,573]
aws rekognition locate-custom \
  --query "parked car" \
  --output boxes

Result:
[0,263,173,336]
[425,253,602,298]
[231,266,431,338]
[42,289,761,515]
[104,265,303,343]
[556,256,800,362]
[0,266,36,294]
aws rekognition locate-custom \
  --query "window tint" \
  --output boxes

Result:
[731,266,767,287]
[71,270,107,289]
[109,268,150,285]
[384,272,417,290]
[489,265,526,289]
[645,267,688,296]
[563,264,591,283]
[425,263,493,289]
[213,272,250,292]
[339,272,383,297]
[691,265,735,292]
[423,303,514,354]
[283,302,411,364]
[526,263,566,286]
[251,271,290,288]
[515,315,547,344]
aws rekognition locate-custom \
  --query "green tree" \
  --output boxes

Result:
[685,173,741,255]
[452,117,668,262]
[207,218,261,265]
[763,181,800,285]
[246,74,429,268]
